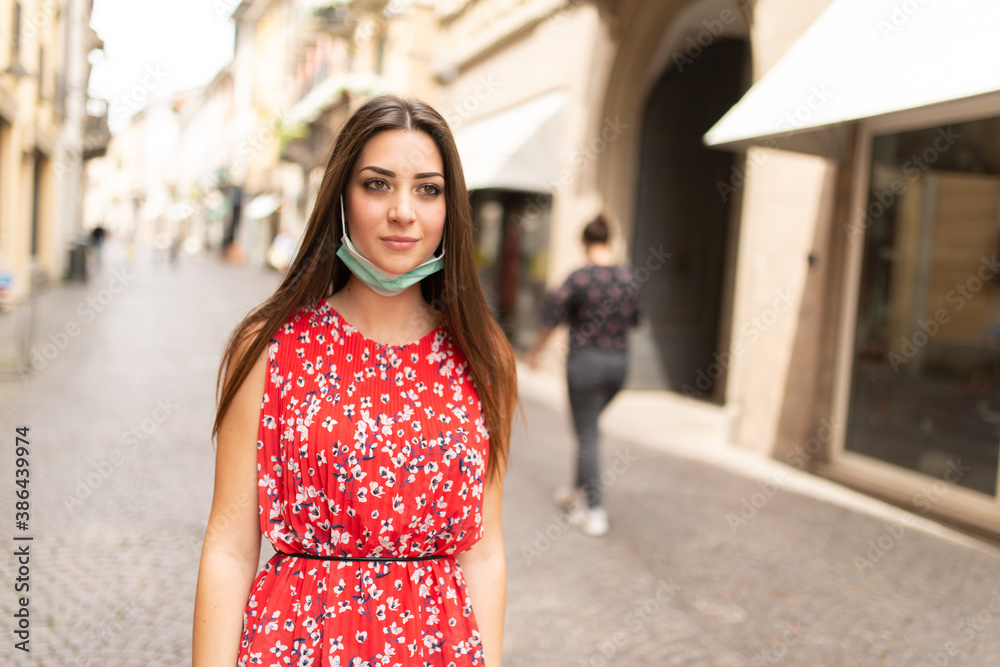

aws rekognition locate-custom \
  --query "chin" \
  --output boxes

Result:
[375,257,422,275]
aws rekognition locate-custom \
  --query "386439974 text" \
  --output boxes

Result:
[13,425,32,653]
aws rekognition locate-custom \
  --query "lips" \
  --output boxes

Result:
[380,236,419,251]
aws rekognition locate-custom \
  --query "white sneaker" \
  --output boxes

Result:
[552,486,584,512]
[568,506,609,537]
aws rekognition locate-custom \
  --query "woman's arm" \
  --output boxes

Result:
[192,348,267,666]
[456,471,506,667]
[526,327,554,369]
[528,273,576,369]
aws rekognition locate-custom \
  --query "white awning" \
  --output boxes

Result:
[244,193,281,220]
[455,90,567,192]
[704,0,1000,157]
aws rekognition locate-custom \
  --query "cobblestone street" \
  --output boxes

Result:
[2,247,1000,666]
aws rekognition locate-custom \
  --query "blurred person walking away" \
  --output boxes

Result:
[169,233,182,267]
[528,214,642,536]
[90,225,106,264]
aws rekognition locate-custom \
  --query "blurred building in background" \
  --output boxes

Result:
[77,0,1000,534]
[0,0,107,301]
[83,96,184,257]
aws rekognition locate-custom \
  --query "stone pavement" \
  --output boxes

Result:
[1,244,999,666]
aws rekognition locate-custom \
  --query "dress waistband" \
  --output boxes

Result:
[276,550,448,563]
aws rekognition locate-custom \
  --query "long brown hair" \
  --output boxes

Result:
[213,95,517,479]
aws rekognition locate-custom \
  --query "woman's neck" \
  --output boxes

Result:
[585,243,615,266]
[327,276,441,345]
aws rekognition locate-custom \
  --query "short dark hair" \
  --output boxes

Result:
[582,214,610,246]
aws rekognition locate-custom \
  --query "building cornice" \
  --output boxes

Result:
[435,0,568,75]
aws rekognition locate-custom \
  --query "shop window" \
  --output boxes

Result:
[847,117,1000,496]
[470,189,551,350]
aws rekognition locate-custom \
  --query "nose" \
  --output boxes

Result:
[389,191,416,225]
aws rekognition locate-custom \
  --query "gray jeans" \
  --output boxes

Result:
[566,347,628,508]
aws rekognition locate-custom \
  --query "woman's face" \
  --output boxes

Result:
[344,129,446,276]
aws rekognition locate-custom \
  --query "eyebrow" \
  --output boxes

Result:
[360,166,444,180]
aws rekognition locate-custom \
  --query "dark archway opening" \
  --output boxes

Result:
[632,37,747,399]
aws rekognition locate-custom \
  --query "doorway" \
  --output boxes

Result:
[632,38,747,397]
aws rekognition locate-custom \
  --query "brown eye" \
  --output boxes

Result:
[366,179,390,191]
[418,184,442,196]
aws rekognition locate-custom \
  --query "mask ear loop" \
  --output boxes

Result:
[339,194,349,243]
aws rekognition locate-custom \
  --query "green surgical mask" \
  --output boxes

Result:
[335,195,445,297]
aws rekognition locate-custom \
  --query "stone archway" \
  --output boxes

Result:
[597,0,750,396]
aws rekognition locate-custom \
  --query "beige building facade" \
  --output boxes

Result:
[433,0,1000,535]
[1,0,101,302]
[81,0,1000,534]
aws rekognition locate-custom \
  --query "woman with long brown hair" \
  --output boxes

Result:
[193,95,516,667]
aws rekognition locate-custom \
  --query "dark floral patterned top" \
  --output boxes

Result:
[540,264,642,353]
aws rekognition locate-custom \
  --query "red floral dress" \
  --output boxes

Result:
[237,301,489,667]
